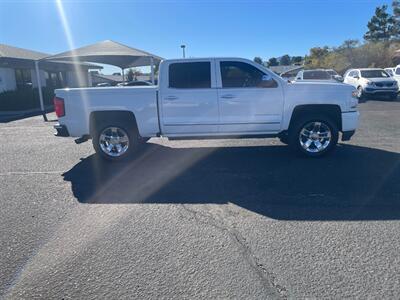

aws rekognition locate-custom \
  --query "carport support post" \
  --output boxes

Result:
[150,56,155,84]
[34,60,48,122]
[121,68,125,83]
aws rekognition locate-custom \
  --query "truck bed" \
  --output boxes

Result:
[56,86,160,137]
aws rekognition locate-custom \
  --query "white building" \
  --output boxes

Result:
[0,43,101,93]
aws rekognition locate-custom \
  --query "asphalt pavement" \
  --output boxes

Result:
[1,99,400,299]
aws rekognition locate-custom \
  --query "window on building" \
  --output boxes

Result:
[169,62,211,89]
[15,69,32,89]
[45,71,66,89]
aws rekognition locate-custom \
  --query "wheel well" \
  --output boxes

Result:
[289,104,342,131]
[89,111,138,136]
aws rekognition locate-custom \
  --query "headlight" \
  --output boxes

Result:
[351,90,358,98]
[366,80,374,86]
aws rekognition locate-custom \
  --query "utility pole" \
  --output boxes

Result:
[180,44,186,58]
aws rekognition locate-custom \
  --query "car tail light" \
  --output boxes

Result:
[53,97,65,118]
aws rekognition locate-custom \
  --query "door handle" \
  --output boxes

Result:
[165,95,178,100]
[220,94,236,99]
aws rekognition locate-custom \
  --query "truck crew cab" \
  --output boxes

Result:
[54,58,359,161]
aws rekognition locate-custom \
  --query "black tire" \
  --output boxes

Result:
[92,120,139,161]
[289,115,339,157]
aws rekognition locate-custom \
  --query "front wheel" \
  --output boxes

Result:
[289,117,338,157]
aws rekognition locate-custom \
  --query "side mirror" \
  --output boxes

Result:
[354,75,360,79]
[262,74,272,81]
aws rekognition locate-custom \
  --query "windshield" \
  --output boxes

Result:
[361,70,390,78]
[303,70,331,80]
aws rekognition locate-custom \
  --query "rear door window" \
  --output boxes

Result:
[169,62,211,89]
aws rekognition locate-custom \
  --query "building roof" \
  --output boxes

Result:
[43,40,163,68]
[0,43,102,69]
[0,43,49,60]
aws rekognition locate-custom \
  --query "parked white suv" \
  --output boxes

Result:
[343,68,398,100]
[54,57,359,160]
[390,65,400,85]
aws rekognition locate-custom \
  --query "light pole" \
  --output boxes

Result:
[180,44,186,58]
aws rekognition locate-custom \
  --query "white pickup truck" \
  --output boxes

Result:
[54,58,359,160]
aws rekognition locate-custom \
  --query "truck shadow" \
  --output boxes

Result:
[62,142,400,221]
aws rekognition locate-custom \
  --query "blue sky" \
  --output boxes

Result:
[0,0,393,73]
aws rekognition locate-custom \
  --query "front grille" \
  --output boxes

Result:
[375,81,394,87]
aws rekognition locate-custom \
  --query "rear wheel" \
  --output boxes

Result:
[289,116,338,157]
[93,121,139,161]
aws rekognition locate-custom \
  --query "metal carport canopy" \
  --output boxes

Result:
[36,40,163,121]
[41,39,163,82]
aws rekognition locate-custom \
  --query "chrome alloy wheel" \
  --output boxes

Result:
[99,127,130,157]
[299,121,331,153]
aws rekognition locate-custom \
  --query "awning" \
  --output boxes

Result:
[41,40,163,68]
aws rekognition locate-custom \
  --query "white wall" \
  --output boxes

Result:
[0,67,91,91]
[31,69,46,88]
[0,67,17,92]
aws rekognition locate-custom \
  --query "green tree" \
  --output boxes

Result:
[392,1,400,39]
[267,57,278,67]
[290,56,303,64]
[279,54,291,65]
[133,69,142,80]
[125,68,142,81]
[153,62,160,75]
[364,5,394,41]
[337,39,360,69]
[338,39,360,50]
[126,69,134,81]
[306,46,330,68]
[253,56,263,65]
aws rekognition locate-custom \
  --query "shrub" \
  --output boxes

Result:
[305,40,400,74]
[0,87,55,111]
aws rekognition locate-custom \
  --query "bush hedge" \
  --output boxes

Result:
[0,87,55,111]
